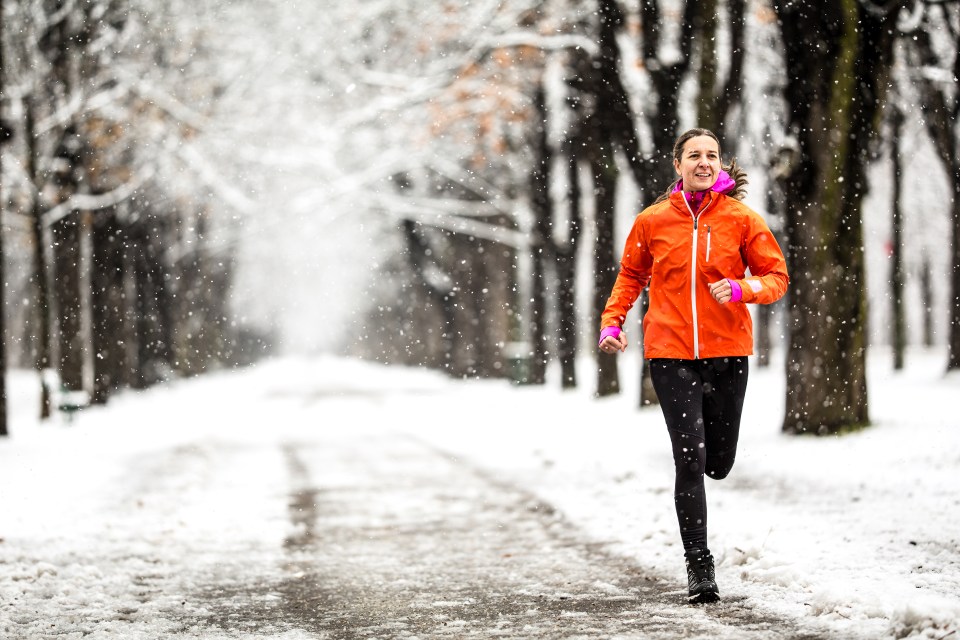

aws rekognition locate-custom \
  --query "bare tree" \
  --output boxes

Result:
[692,0,747,146]
[890,107,907,370]
[901,0,960,371]
[583,0,650,397]
[527,83,552,385]
[0,0,251,420]
[0,0,7,436]
[774,0,900,434]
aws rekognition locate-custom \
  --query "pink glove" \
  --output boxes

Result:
[598,326,622,347]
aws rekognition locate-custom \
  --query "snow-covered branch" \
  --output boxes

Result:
[176,144,257,215]
[373,198,527,249]
[41,168,154,226]
[478,31,598,57]
[125,76,210,132]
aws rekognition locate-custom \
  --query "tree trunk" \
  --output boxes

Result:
[922,258,935,348]
[24,103,55,419]
[908,18,960,370]
[756,172,782,367]
[527,84,551,385]
[716,0,747,148]
[694,0,720,132]
[949,194,960,369]
[890,108,905,371]
[0,186,5,436]
[0,234,4,434]
[635,0,702,407]
[53,214,86,391]
[589,0,644,396]
[91,208,129,404]
[556,150,582,389]
[400,219,458,376]
[637,290,658,407]
[775,0,897,434]
[640,0,697,194]
[130,215,173,388]
[592,149,621,397]
[0,0,7,436]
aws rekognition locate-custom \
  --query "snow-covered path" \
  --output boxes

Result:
[2,416,818,639]
[1,351,959,639]
[203,429,827,639]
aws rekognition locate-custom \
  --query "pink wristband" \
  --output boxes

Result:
[599,326,621,347]
[728,279,743,303]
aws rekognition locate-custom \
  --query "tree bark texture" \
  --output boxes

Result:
[170,212,232,378]
[775,0,898,434]
[588,0,645,397]
[0,0,7,436]
[637,0,685,406]
[639,0,697,198]
[130,215,173,388]
[555,151,583,389]
[909,16,960,370]
[400,220,460,377]
[25,102,54,419]
[527,85,551,386]
[636,290,658,407]
[922,259,935,348]
[890,108,905,371]
[90,208,132,404]
[756,167,787,367]
[52,214,85,391]
[592,149,621,397]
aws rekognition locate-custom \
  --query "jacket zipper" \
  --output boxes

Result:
[683,196,701,359]
[706,225,711,263]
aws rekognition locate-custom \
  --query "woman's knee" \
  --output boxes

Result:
[705,451,736,480]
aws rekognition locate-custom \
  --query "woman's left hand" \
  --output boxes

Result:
[708,279,733,304]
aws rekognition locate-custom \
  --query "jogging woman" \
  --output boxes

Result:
[598,128,789,603]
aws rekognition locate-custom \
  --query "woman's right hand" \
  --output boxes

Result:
[599,326,628,353]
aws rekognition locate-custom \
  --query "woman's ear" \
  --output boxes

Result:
[673,159,682,176]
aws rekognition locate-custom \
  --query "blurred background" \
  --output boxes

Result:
[0,0,957,435]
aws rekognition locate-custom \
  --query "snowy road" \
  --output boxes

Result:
[192,430,824,639]
[3,354,958,639]
[5,422,818,639]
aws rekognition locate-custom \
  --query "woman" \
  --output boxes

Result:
[598,128,788,603]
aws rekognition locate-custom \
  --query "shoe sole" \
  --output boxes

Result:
[689,590,721,604]
[688,581,720,604]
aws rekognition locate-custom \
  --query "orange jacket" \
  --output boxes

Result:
[601,191,788,360]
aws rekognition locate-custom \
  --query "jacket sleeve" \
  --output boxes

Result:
[600,216,653,328]
[733,211,789,305]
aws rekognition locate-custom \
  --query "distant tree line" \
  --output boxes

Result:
[343,0,959,436]
[0,0,262,435]
[2,0,957,439]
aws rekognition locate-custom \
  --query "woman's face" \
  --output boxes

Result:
[674,135,721,192]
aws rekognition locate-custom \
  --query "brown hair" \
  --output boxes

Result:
[654,128,748,203]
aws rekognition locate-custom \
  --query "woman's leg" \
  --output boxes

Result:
[649,357,750,550]
[650,357,747,603]
[701,357,749,481]
[649,359,709,551]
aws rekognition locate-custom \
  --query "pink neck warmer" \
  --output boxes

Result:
[672,169,735,213]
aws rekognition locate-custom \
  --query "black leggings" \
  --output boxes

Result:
[649,357,748,551]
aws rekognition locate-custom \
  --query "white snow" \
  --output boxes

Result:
[1,348,958,639]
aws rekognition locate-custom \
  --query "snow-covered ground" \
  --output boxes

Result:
[1,348,958,639]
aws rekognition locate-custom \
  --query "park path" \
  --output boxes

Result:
[179,426,821,639]
[1,415,824,639]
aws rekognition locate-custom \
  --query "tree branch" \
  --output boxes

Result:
[42,168,154,226]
